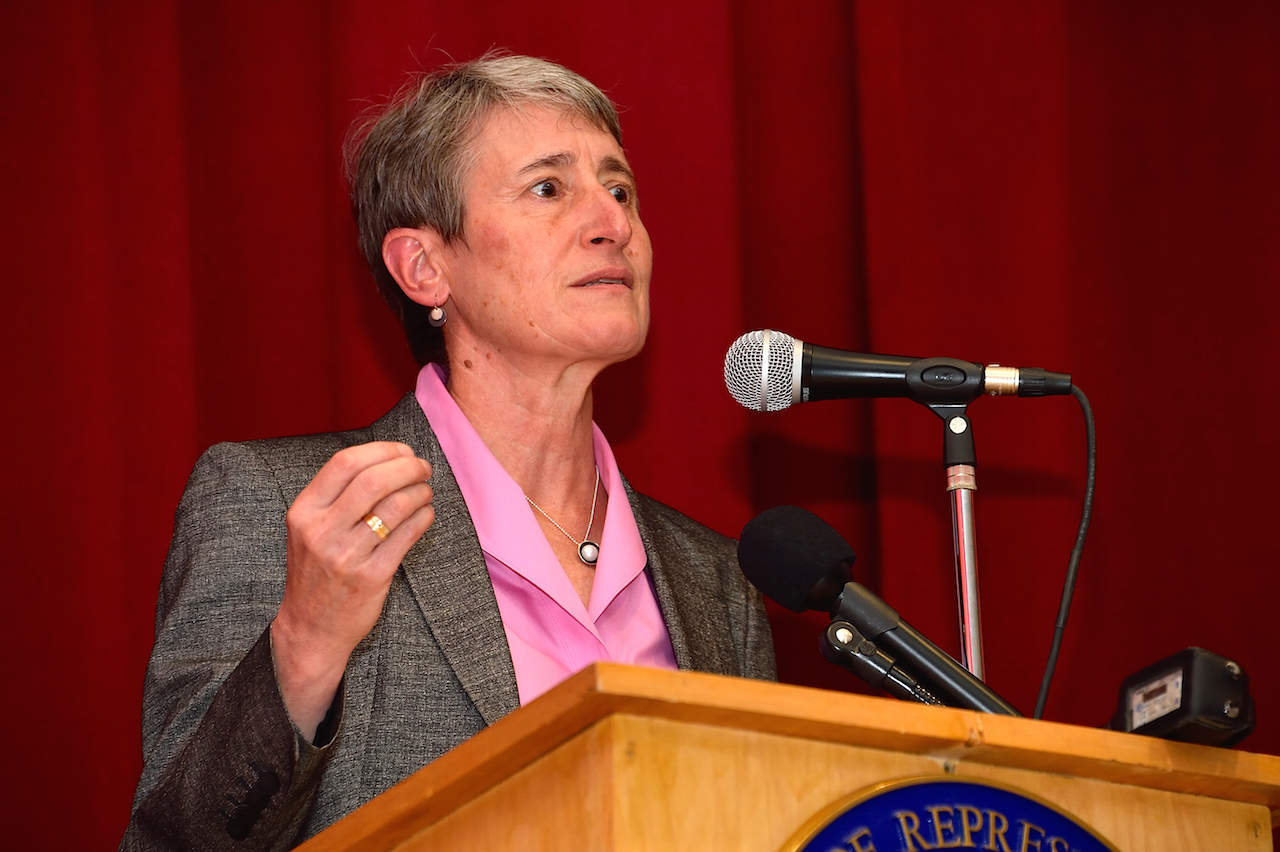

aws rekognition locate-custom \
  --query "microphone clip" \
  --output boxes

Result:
[820,620,944,706]
[904,357,985,467]
[904,356,985,406]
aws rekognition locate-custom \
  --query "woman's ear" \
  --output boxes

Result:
[382,227,449,307]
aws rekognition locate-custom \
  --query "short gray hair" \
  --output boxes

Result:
[345,54,624,366]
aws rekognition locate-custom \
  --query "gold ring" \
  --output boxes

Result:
[363,513,391,541]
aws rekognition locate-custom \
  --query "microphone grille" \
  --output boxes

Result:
[723,330,797,412]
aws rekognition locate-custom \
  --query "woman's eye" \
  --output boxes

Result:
[531,180,558,198]
[609,185,631,204]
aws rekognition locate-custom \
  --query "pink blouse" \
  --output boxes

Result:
[415,364,677,704]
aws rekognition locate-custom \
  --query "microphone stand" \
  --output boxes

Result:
[929,401,984,679]
[900,355,1011,680]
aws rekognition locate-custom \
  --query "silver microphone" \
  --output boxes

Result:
[724,329,1072,412]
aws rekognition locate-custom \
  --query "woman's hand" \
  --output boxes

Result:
[270,441,435,740]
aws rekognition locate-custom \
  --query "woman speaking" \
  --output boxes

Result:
[122,55,774,851]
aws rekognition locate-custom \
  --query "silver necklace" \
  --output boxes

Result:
[525,466,601,566]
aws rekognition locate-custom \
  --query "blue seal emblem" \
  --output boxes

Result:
[785,777,1118,852]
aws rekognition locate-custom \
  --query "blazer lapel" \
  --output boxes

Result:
[371,395,520,726]
[626,479,738,674]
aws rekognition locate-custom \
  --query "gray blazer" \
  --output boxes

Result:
[122,395,775,851]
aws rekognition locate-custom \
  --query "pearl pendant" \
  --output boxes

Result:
[578,540,600,566]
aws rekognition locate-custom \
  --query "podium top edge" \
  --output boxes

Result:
[296,663,1280,852]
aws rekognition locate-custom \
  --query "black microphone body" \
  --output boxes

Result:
[804,345,979,404]
[803,345,917,400]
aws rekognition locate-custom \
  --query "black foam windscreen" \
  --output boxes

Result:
[737,505,856,613]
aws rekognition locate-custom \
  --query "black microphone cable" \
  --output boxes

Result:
[1032,384,1096,720]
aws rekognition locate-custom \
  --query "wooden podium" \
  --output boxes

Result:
[297,664,1280,851]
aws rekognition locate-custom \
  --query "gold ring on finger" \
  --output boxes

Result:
[363,513,391,541]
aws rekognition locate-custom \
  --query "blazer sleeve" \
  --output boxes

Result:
[737,564,777,682]
[708,525,776,682]
[121,442,340,852]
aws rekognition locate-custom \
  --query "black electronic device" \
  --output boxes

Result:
[1108,647,1255,748]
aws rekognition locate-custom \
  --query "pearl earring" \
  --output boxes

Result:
[428,299,447,328]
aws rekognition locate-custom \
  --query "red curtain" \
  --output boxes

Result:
[3,2,1277,847]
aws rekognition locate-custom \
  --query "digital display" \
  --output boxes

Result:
[1129,670,1183,729]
